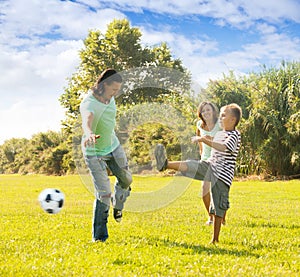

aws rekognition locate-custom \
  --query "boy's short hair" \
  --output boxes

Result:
[227,103,242,127]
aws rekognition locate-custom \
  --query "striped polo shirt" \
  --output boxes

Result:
[208,130,241,187]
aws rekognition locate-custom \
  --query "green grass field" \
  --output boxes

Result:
[0,174,299,276]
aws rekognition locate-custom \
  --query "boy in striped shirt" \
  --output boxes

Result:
[155,103,242,244]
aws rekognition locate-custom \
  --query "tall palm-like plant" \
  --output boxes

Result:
[249,62,300,176]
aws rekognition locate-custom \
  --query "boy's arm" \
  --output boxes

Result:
[191,135,227,152]
[196,128,203,156]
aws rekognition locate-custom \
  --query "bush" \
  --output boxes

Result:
[127,122,182,173]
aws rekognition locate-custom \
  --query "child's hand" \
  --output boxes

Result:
[192,135,213,144]
[191,136,201,143]
[202,135,213,142]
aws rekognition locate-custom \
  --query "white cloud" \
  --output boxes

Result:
[141,26,218,55]
[139,20,300,88]
[0,39,82,99]
[235,0,300,23]
[140,27,175,46]
[243,28,300,64]
[0,0,127,47]
[0,38,83,144]
[0,97,65,144]
[256,23,277,35]
[139,26,223,87]
[96,0,300,27]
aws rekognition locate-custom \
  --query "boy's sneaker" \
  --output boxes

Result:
[113,208,122,223]
[154,144,168,171]
[205,219,213,226]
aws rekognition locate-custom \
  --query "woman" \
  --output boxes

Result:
[196,101,223,225]
[80,69,132,242]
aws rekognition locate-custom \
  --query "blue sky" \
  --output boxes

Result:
[0,0,300,144]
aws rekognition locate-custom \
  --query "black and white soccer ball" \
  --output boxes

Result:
[38,188,65,214]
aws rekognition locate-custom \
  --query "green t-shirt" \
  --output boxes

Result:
[80,92,119,156]
[196,119,222,160]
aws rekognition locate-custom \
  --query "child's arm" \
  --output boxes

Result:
[196,128,203,156]
[191,135,227,152]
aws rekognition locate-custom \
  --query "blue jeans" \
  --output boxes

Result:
[85,145,132,241]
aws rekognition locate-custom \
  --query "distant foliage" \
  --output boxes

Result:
[0,131,70,175]
[127,122,181,173]
[116,96,198,173]
[0,138,29,174]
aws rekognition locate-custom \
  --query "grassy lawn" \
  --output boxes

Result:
[0,174,299,276]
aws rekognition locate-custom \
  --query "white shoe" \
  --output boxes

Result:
[205,219,213,226]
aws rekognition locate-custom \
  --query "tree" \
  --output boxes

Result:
[248,62,300,176]
[59,19,190,134]
[58,19,191,175]
[0,131,70,175]
[25,131,67,175]
[116,95,198,173]
[127,122,181,173]
[205,71,252,119]
[0,138,29,173]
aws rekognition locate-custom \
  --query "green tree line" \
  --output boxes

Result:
[0,19,299,178]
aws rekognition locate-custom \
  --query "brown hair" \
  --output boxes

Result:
[226,103,242,127]
[92,68,122,95]
[197,101,219,128]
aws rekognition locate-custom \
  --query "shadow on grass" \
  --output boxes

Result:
[132,236,260,258]
[242,221,300,230]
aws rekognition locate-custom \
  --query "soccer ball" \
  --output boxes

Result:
[38,188,65,214]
